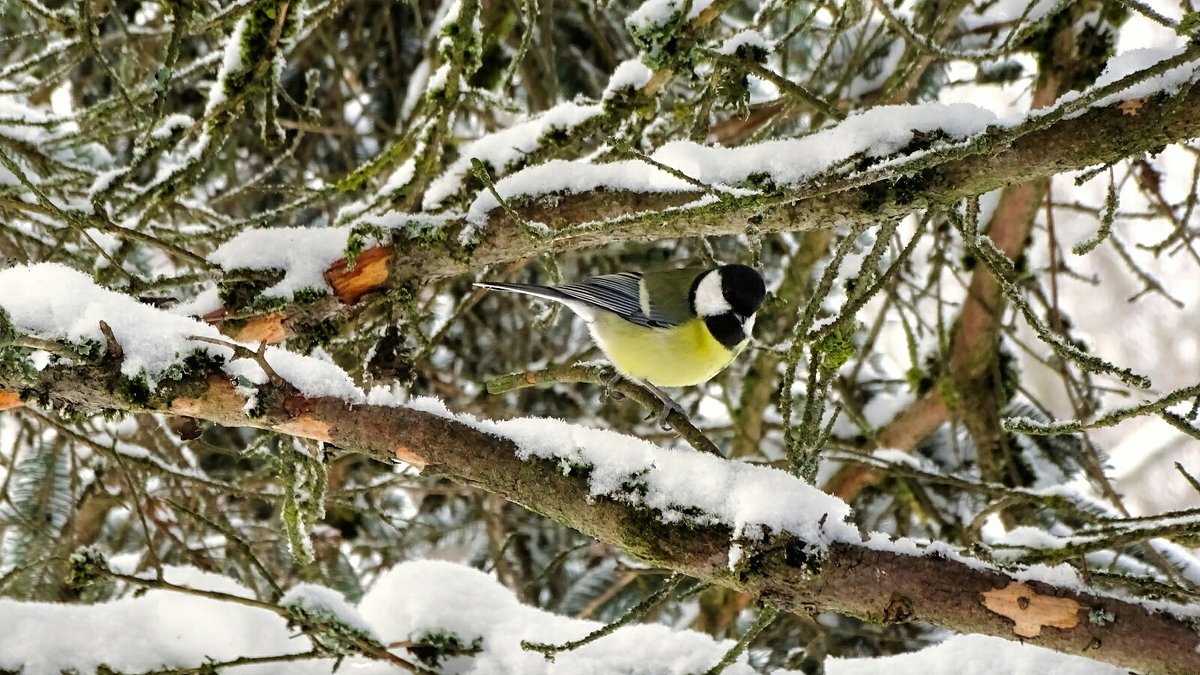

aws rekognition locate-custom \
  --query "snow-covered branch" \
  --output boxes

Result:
[205,59,1200,339]
[1,263,1198,673]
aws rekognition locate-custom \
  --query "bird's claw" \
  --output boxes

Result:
[650,399,687,430]
[639,382,688,431]
[657,398,686,425]
[601,371,625,402]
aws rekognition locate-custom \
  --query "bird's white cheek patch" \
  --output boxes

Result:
[743,314,756,336]
[694,271,731,317]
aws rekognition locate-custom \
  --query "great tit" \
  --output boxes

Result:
[476,264,766,426]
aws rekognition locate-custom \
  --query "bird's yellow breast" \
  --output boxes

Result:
[588,315,745,387]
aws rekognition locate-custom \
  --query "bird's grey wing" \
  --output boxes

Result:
[554,272,677,328]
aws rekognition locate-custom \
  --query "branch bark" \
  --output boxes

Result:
[368,82,1200,286]
[198,77,1200,344]
[4,356,1199,674]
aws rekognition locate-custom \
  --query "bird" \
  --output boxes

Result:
[475,263,766,428]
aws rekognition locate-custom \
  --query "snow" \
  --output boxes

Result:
[959,0,1060,33]
[1,263,230,383]
[464,102,998,228]
[87,167,126,200]
[427,63,452,94]
[281,583,377,638]
[0,39,76,82]
[0,567,304,675]
[207,15,249,115]
[432,60,1195,268]
[0,93,112,187]
[406,397,858,549]
[401,58,432,118]
[0,559,1130,675]
[48,81,73,117]
[170,285,223,317]
[0,96,54,144]
[150,113,195,140]
[1085,46,1200,107]
[463,158,696,229]
[716,29,770,56]
[380,157,416,194]
[241,344,395,403]
[627,0,714,31]
[422,56,662,212]
[350,209,459,235]
[118,561,259,597]
[3,6,1200,675]
[361,560,771,674]
[651,103,998,186]
[207,226,363,300]
[862,531,1092,588]
[423,101,605,209]
[825,633,1126,675]
[991,524,1070,550]
[1010,562,1085,589]
[862,530,1200,623]
[5,264,1157,598]
[433,0,466,35]
[0,263,394,404]
[603,59,654,98]
[871,448,924,469]
[1039,46,1200,121]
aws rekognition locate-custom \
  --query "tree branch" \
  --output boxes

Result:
[218,78,1200,347]
[3,353,1199,673]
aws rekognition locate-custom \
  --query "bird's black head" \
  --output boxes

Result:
[718,264,766,318]
[690,264,766,350]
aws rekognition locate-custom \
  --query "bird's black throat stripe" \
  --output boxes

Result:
[705,313,745,350]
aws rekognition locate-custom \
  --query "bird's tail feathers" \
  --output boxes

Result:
[474,281,595,320]
[473,281,568,303]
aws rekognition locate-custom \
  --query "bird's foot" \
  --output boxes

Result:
[600,371,625,401]
[649,398,687,430]
[643,382,687,431]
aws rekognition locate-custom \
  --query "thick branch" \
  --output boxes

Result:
[186,80,1200,339]
[354,84,1200,290]
[5,361,1199,674]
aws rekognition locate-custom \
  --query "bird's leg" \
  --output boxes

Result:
[600,370,625,401]
[642,382,687,430]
